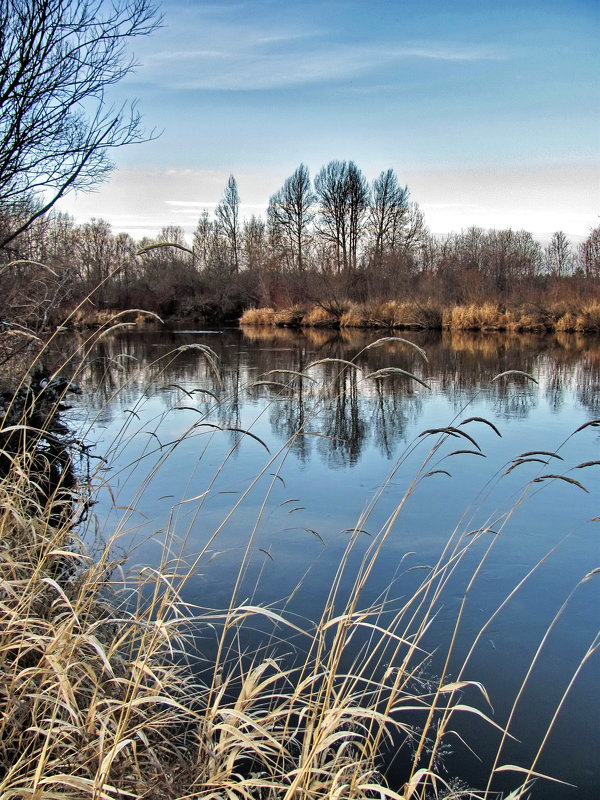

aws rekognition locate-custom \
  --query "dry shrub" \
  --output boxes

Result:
[575,303,600,332]
[340,305,371,327]
[444,303,505,331]
[273,306,306,326]
[68,308,118,328]
[239,307,277,326]
[340,301,396,328]
[301,305,338,326]
[504,308,548,332]
[393,301,442,329]
[339,301,441,329]
[555,311,578,332]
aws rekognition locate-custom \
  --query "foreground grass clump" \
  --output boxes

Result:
[0,460,201,799]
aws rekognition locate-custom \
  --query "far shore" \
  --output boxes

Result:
[239,300,600,334]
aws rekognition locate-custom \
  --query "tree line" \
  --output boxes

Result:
[0,2,597,329]
[1,162,599,326]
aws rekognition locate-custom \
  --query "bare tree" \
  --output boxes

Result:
[243,215,267,273]
[579,226,600,278]
[369,169,410,266]
[314,160,369,273]
[193,211,213,271]
[268,164,315,273]
[481,229,542,295]
[215,175,241,273]
[76,218,116,305]
[545,231,573,277]
[0,0,160,249]
[346,162,370,272]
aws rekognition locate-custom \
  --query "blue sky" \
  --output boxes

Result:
[58,0,599,240]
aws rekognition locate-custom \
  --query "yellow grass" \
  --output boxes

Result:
[239,307,277,326]
[301,305,338,326]
[239,301,600,334]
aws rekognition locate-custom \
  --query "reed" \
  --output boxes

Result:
[0,317,596,800]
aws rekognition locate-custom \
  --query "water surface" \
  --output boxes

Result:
[71,326,599,798]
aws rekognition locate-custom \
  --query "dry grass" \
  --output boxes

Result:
[0,462,200,798]
[239,307,277,326]
[240,300,600,335]
[240,301,531,332]
[574,303,600,333]
[241,302,443,330]
[442,303,505,331]
[301,305,339,327]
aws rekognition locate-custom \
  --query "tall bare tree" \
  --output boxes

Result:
[579,226,600,278]
[76,218,116,305]
[268,164,315,273]
[314,160,369,273]
[215,175,241,273]
[193,211,213,271]
[545,231,573,277]
[346,162,370,272]
[0,0,160,249]
[243,215,268,273]
[369,169,410,266]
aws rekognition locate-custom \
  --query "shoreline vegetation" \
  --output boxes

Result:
[1,166,599,339]
[34,298,600,336]
[240,300,600,333]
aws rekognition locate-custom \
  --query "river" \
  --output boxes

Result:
[67,324,599,798]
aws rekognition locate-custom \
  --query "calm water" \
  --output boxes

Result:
[69,325,599,798]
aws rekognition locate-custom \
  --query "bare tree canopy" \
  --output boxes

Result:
[370,169,410,263]
[215,175,241,273]
[314,160,369,273]
[545,230,574,277]
[579,225,600,278]
[0,0,160,248]
[268,164,315,273]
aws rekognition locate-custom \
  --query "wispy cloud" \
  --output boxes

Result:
[133,5,504,92]
[142,42,502,91]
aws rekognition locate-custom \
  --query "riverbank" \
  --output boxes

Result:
[240,300,600,333]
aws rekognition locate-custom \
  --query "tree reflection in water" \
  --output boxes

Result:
[74,325,600,469]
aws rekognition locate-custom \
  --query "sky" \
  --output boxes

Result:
[57,0,600,242]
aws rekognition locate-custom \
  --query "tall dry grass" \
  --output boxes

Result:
[1,319,597,800]
[241,300,600,335]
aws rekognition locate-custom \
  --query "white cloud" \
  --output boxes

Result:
[55,167,283,239]
[55,163,598,243]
